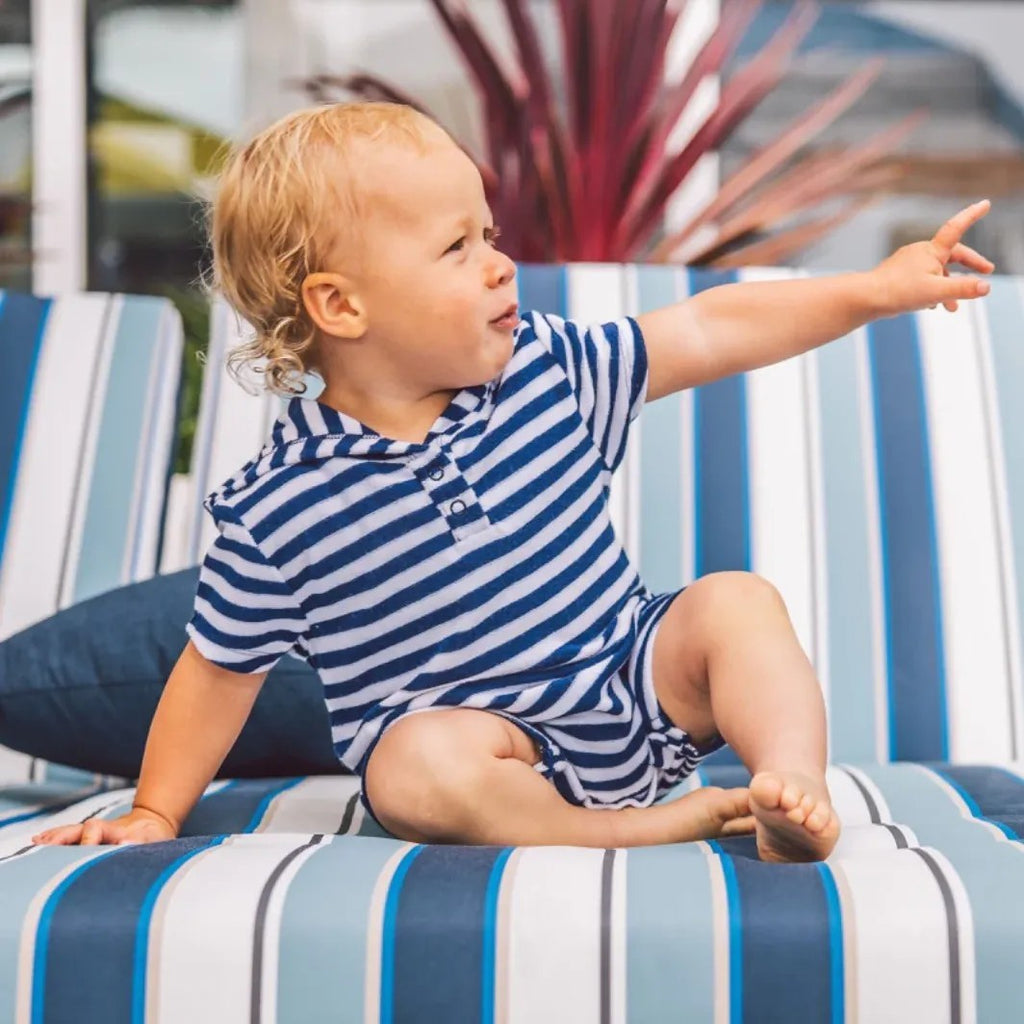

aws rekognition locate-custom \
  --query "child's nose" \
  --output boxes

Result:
[486,250,516,288]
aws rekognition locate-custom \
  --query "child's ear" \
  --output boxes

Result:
[301,272,367,339]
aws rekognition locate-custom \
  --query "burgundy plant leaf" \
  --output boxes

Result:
[617,0,817,255]
[556,0,598,154]
[708,192,879,268]
[617,53,787,254]
[300,0,926,267]
[501,0,552,118]
[618,0,762,210]
[654,57,886,257]
[428,0,526,170]
[604,0,680,236]
[702,110,926,249]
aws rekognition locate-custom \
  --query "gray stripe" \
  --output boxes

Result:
[882,824,909,850]
[600,847,615,1024]
[911,847,961,1024]
[837,765,881,823]
[251,834,327,1024]
[336,792,358,834]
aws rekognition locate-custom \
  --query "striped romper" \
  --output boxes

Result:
[186,311,724,821]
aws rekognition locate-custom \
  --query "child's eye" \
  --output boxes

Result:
[445,237,466,255]
[485,225,502,247]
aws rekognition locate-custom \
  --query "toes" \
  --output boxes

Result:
[779,782,804,811]
[805,802,833,833]
[750,773,784,810]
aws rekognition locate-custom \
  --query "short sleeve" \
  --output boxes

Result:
[526,311,648,474]
[186,512,308,676]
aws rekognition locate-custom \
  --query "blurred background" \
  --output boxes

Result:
[1,0,1022,467]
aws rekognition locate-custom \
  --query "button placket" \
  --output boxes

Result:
[410,447,491,539]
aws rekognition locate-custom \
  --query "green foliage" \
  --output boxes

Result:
[159,283,209,476]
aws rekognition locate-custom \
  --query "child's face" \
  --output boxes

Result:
[338,132,519,391]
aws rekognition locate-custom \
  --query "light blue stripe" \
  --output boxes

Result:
[816,336,880,762]
[481,847,513,1024]
[707,840,742,1024]
[635,266,685,594]
[0,838,103,1017]
[626,844,715,1023]
[860,763,1024,1024]
[72,297,165,603]
[816,863,845,1024]
[243,777,305,832]
[982,277,1024,753]
[41,763,98,787]
[276,836,404,1024]
[379,845,424,1024]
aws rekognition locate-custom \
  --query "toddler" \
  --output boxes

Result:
[32,102,994,862]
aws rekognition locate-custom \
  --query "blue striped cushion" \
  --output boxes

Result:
[0,291,184,782]
[2,761,1023,1021]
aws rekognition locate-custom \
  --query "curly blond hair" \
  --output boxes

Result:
[208,101,438,397]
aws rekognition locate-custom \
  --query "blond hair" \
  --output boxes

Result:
[208,101,438,396]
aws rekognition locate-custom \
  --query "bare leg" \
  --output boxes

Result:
[651,571,840,862]
[363,708,754,848]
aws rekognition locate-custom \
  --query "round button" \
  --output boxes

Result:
[429,467,444,481]
[449,499,467,516]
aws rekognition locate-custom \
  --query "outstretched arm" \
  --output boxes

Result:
[639,200,995,402]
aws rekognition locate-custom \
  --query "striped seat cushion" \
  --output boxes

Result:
[0,291,184,782]
[2,760,1022,1021]
[518,265,1024,767]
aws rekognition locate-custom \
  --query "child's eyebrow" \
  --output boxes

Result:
[447,214,495,234]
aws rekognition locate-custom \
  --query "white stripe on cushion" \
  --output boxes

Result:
[739,267,820,682]
[503,846,607,1023]
[918,304,1013,761]
[972,292,1024,757]
[566,264,635,558]
[834,848,962,1022]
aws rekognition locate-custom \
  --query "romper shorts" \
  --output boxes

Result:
[359,588,726,828]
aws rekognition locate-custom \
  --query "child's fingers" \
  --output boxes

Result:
[31,823,84,845]
[932,199,991,259]
[950,242,995,273]
[79,818,112,845]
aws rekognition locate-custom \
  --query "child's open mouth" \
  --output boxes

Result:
[490,304,519,330]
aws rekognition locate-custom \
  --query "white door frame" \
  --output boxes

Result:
[30,0,87,294]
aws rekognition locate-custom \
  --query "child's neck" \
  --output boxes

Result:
[316,382,460,444]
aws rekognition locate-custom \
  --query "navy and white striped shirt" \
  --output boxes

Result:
[187,311,652,774]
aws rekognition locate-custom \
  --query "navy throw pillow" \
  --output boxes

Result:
[0,568,344,779]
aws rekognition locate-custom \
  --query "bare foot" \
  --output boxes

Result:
[664,786,756,843]
[749,771,840,863]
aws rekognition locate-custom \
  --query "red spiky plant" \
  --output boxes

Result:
[303,0,922,267]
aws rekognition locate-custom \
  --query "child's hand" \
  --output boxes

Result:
[871,199,995,317]
[31,805,178,846]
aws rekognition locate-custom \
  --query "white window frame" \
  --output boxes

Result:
[30,0,87,294]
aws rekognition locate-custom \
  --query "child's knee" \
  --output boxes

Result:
[687,571,788,636]
[362,709,509,840]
